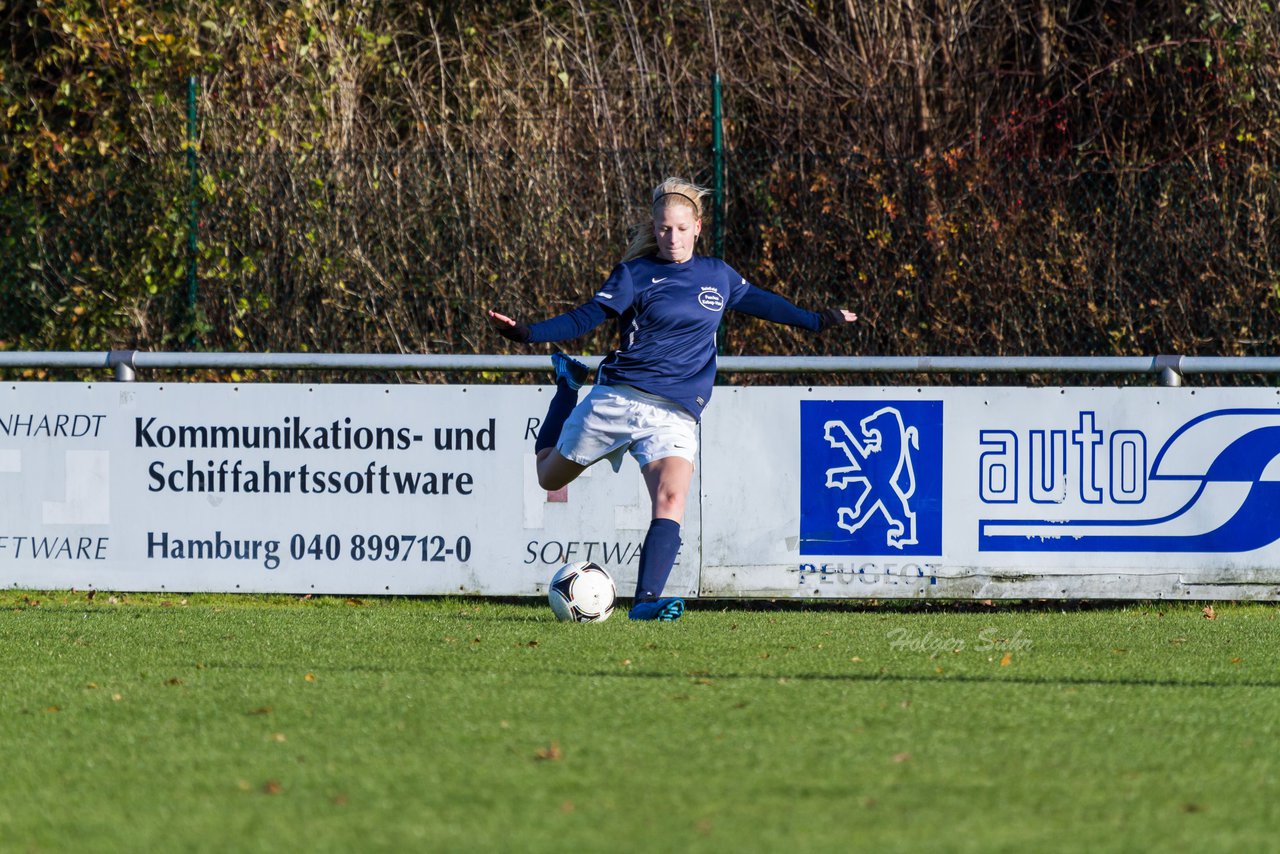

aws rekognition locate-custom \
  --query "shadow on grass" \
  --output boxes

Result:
[580,669,1280,690]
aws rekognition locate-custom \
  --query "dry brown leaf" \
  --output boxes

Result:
[1202,605,1217,620]
[262,780,283,795]
[271,732,286,743]
[248,706,273,716]
[560,800,575,814]
[165,677,183,686]
[1000,651,1013,667]
[892,752,911,763]
[304,673,316,682]
[534,742,563,761]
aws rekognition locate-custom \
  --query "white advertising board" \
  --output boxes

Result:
[0,383,699,597]
[5,383,1280,599]
[700,386,1280,599]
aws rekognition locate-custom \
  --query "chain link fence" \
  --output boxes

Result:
[4,138,1278,384]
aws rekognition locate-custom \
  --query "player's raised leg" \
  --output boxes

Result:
[534,352,591,491]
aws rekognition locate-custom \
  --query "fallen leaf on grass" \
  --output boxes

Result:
[111,693,122,702]
[270,732,286,743]
[45,705,61,713]
[534,742,563,761]
[560,800,575,814]
[1231,657,1243,665]
[262,780,283,795]
[345,598,364,607]
[331,793,349,806]
[892,752,911,763]
[1180,802,1204,813]
[1000,651,1013,667]
[165,677,183,686]
[1202,605,1217,620]
[849,656,863,663]
[304,673,316,682]
[247,706,273,716]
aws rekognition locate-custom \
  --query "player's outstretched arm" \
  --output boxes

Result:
[487,302,609,345]
[733,286,858,332]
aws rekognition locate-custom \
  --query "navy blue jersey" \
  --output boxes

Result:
[526,254,826,418]
[591,255,817,419]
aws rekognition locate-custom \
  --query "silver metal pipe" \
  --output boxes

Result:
[1,351,1279,378]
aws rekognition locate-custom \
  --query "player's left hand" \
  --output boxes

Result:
[818,309,857,330]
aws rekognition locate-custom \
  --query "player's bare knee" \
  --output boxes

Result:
[538,472,567,491]
[653,494,686,521]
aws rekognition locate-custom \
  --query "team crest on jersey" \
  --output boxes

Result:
[799,400,943,555]
[697,287,725,312]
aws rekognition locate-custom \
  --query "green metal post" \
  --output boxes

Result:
[712,72,726,355]
[711,72,725,259]
[186,75,199,346]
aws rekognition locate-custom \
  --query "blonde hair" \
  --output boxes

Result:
[621,177,712,262]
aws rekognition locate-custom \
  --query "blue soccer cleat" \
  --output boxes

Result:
[551,351,591,391]
[628,597,685,622]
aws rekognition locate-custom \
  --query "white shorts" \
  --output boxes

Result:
[556,384,698,472]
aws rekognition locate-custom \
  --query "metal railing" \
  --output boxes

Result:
[4,351,1280,387]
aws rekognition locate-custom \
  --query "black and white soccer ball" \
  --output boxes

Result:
[548,561,616,623]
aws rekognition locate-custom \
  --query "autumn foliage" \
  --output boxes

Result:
[2,1,1278,366]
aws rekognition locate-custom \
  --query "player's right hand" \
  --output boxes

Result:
[486,309,532,343]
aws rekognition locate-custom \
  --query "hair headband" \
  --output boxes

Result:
[654,191,699,209]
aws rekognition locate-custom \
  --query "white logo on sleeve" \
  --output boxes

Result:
[595,291,614,300]
[652,277,669,284]
[697,287,725,312]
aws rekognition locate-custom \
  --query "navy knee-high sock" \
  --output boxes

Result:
[535,381,579,453]
[634,518,682,602]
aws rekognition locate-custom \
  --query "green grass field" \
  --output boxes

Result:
[1,592,1276,853]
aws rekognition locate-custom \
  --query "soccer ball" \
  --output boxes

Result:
[548,561,616,623]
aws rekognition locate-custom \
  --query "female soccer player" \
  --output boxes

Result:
[487,178,856,621]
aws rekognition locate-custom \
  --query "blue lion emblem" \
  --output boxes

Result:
[824,408,920,549]
[800,399,943,557]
